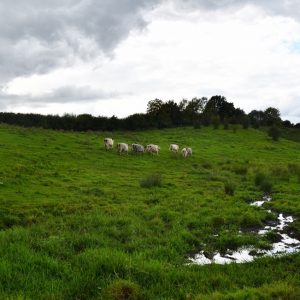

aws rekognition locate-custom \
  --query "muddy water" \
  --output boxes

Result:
[190,196,300,265]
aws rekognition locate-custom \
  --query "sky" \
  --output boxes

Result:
[1,0,300,122]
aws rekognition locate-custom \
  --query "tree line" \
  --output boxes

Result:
[0,95,297,131]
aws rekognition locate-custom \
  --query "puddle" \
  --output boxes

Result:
[190,195,300,265]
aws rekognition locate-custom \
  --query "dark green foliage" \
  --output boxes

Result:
[224,182,235,195]
[0,97,286,132]
[254,172,272,194]
[140,174,162,188]
[223,119,229,130]
[240,212,262,230]
[259,180,273,194]
[254,173,267,187]
[212,115,221,129]
[193,120,201,129]
[242,117,250,129]
[268,126,280,141]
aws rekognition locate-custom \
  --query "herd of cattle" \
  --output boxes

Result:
[104,138,192,158]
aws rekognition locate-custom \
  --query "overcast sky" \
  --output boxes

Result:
[1,0,300,122]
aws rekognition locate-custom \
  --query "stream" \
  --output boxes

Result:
[190,196,300,265]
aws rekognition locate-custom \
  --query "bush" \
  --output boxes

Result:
[103,279,143,300]
[259,179,272,194]
[268,126,280,141]
[240,212,262,230]
[254,172,272,194]
[140,174,162,188]
[254,172,266,186]
[224,182,235,195]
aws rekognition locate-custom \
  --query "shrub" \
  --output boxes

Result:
[254,172,272,193]
[254,172,266,186]
[240,212,262,230]
[140,174,162,188]
[224,182,235,195]
[103,279,143,300]
[268,126,280,141]
[259,179,272,194]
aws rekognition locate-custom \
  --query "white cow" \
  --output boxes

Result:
[146,144,160,155]
[182,148,188,158]
[169,144,179,153]
[104,138,114,150]
[186,147,192,156]
[117,143,129,154]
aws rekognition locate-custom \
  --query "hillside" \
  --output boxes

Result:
[0,124,300,299]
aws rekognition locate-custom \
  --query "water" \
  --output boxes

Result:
[190,196,300,265]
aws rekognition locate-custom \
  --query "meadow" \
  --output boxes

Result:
[0,124,299,299]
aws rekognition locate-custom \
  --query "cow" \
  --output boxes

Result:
[169,144,179,153]
[187,147,192,156]
[117,143,129,154]
[182,148,188,158]
[132,144,144,154]
[146,144,160,155]
[104,138,114,150]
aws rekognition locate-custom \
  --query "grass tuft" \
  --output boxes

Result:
[140,174,162,188]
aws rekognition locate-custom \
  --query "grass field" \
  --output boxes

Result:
[0,124,300,299]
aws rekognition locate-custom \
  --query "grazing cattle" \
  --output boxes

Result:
[146,144,160,155]
[132,144,145,154]
[187,147,192,156]
[182,148,188,158]
[104,138,114,150]
[169,144,179,153]
[117,143,129,154]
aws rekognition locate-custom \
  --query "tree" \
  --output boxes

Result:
[147,99,163,115]
[203,96,236,122]
[264,107,281,126]
[248,110,266,127]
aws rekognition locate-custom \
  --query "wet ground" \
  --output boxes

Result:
[190,196,300,265]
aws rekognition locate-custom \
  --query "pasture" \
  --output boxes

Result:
[0,124,300,299]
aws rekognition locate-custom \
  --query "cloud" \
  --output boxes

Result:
[173,0,300,19]
[1,0,300,83]
[0,0,160,82]
[0,85,119,110]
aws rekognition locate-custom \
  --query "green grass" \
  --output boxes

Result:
[0,124,300,299]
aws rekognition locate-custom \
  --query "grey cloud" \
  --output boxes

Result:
[0,0,160,82]
[1,0,300,83]
[0,85,119,110]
